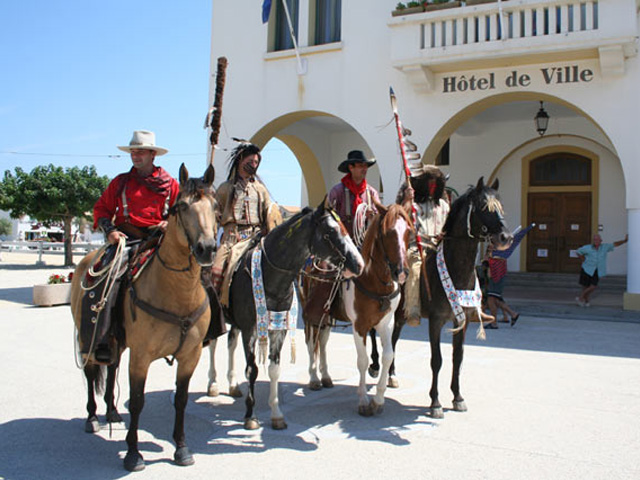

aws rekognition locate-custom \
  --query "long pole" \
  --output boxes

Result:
[207,56,228,166]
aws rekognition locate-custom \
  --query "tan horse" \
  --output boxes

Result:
[70,164,217,472]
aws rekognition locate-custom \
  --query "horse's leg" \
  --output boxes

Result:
[83,364,100,433]
[352,329,373,416]
[388,306,405,388]
[207,338,219,397]
[451,327,467,412]
[123,358,150,472]
[372,314,394,414]
[172,348,201,467]
[241,329,259,430]
[268,331,287,430]
[368,329,380,378]
[104,358,122,423]
[318,326,333,388]
[306,324,323,391]
[227,326,243,398]
[428,318,445,419]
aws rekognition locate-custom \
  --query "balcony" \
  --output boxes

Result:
[389,0,638,92]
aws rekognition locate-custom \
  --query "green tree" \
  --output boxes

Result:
[0,164,110,266]
[0,217,11,236]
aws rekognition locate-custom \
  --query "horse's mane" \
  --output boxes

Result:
[361,204,412,260]
[267,206,313,236]
[442,184,503,236]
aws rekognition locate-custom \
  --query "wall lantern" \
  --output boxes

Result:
[534,101,549,136]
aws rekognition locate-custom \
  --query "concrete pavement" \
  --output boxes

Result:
[1,251,639,480]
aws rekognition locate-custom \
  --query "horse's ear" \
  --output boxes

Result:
[490,178,499,191]
[320,195,329,212]
[203,163,215,186]
[475,176,485,192]
[179,163,189,186]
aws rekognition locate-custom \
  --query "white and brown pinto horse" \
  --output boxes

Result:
[70,164,218,471]
[303,203,413,416]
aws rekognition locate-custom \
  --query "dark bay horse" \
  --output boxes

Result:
[302,204,413,416]
[70,164,218,471]
[421,177,512,418]
[209,199,364,430]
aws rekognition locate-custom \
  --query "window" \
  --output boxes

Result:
[275,0,300,51]
[529,153,591,186]
[315,0,341,45]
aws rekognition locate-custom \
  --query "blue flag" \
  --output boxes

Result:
[262,0,272,23]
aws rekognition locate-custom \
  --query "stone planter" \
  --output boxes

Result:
[392,6,426,17]
[426,1,462,11]
[465,0,499,5]
[33,283,72,307]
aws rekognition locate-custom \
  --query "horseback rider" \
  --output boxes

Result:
[396,164,450,326]
[210,142,279,304]
[328,150,381,240]
[88,130,179,363]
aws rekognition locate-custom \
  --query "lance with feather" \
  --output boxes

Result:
[205,56,228,166]
[389,87,432,301]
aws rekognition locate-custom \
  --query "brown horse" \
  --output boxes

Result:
[302,203,413,416]
[70,164,217,472]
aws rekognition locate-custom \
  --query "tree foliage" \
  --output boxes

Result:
[0,164,110,265]
[0,218,11,236]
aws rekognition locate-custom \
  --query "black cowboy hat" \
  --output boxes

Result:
[337,150,376,173]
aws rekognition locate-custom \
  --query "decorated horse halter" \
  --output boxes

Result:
[464,196,504,241]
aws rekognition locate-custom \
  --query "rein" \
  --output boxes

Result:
[353,278,401,313]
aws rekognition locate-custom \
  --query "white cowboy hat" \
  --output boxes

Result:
[117,130,168,156]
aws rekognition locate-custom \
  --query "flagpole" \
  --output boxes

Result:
[280,0,307,75]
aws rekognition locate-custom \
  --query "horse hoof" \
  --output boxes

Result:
[321,378,334,388]
[244,418,260,430]
[271,418,288,430]
[123,450,145,472]
[430,407,444,419]
[106,410,122,423]
[309,381,323,391]
[453,400,467,412]
[174,446,195,466]
[85,416,100,433]
[387,376,399,389]
[207,383,220,397]
[368,366,379,378]
[371,400,384,415]
[358,403,374,417]
[229,385,243,398]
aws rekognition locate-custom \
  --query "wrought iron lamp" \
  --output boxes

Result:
[534,101,549,136]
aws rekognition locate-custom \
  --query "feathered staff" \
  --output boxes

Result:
[389,87,424,260]
[204,56,228,166]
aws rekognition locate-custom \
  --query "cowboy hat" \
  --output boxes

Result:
[117,130,168,156]
[337,150,376,173]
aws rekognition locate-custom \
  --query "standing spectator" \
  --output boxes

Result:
[576,233,628,307]
[484,223,536,328]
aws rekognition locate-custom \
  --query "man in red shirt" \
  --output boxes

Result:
[85,130,179,363]
[93,130,179,242]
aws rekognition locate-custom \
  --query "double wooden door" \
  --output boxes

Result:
[526,192,591,273]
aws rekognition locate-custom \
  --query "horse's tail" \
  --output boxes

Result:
[85,364,107,396]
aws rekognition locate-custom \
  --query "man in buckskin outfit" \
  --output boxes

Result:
[396,164,450,326]
[211,142,277,299]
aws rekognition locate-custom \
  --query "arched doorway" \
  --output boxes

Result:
[525,151,597,273]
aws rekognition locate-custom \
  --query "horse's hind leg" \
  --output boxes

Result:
[172,350,200,467]
[305,324,323,390]
[104,361,122,423]
[388,306,405,388]
[227,326,243,398]
[241,330,259,430]
[451,328,467,412]
[368,329,380,378]
[317,326,333,388]
[83,364,101,433]
[268,331,287,430]
[207,338,219,397]
[428,319,445,419]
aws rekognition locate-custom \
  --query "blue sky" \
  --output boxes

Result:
[0,1,301,206]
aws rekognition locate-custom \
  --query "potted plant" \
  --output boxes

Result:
[33,272,73,307]
[425,0,463,11]
[392,1,426,17]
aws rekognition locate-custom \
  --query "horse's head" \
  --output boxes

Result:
[460,177,512,249]
[169,163,218,266]
[363,203,413,284]
[309,197,364,278]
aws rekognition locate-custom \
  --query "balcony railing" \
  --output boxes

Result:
[389,0,638,90]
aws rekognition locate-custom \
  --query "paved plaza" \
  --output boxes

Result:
[1,251,639,480]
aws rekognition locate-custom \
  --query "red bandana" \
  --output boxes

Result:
[341,173,368,216]
[118,166,173,197]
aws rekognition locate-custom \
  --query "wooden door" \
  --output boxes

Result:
[527,192,591,272]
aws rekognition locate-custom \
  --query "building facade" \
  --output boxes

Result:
[210,0,639,308]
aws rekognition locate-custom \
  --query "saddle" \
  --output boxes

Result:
[220,237,259,307]
[300,262,346,329]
